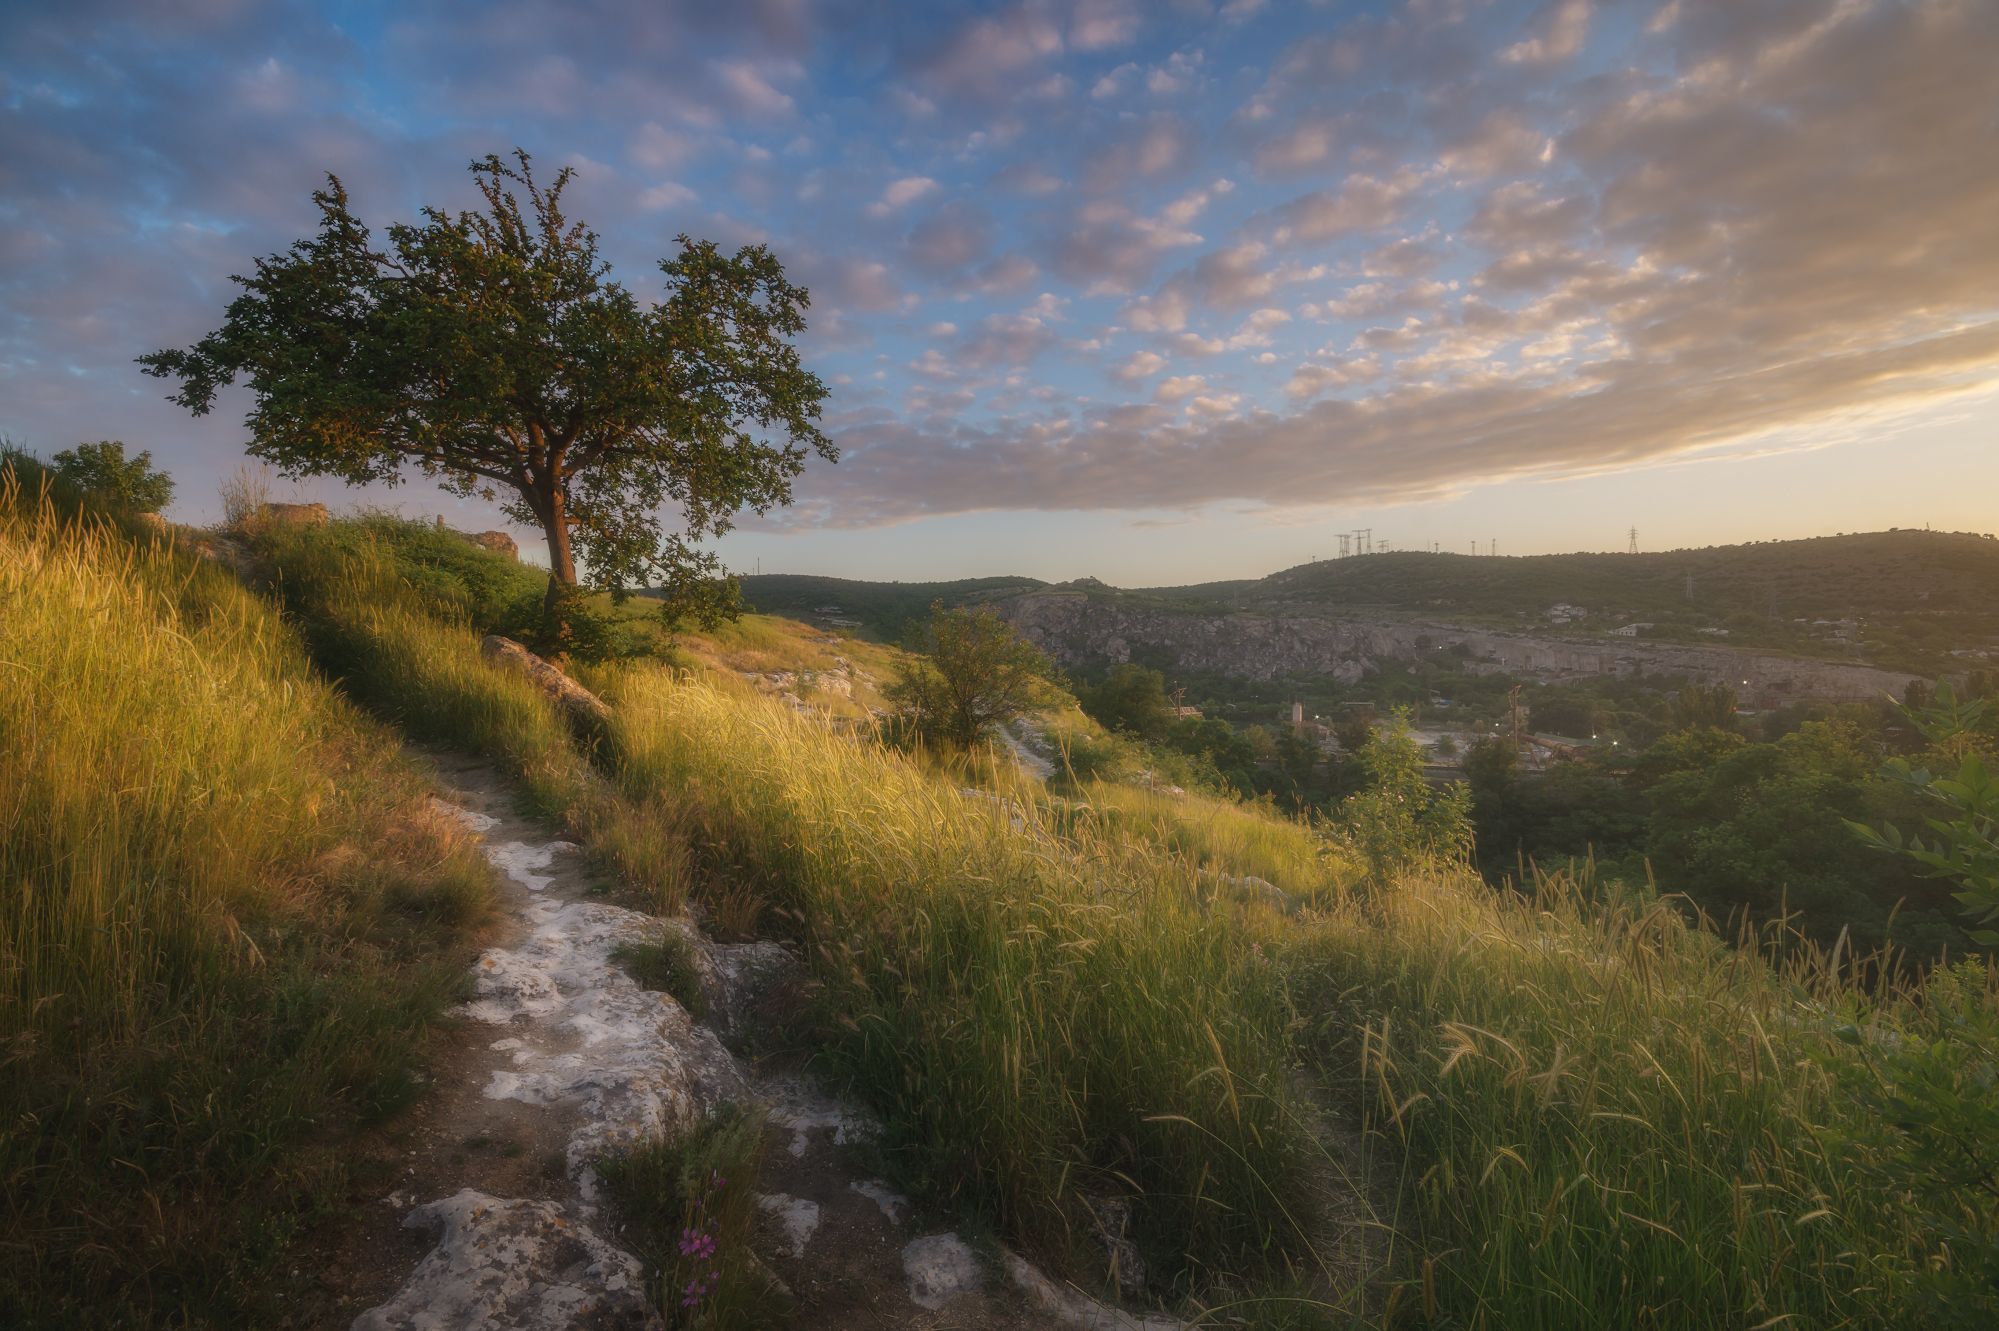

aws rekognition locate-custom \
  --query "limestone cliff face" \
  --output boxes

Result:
[994,591,1920,703]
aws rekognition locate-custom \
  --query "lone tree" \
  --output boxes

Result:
[49,440,175,513]
[888,602,1050,749]
[141,149,833,638]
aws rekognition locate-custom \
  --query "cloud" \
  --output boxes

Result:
[1090,62,1135,98]
[711,58,797,115]
[766,1,1999,526]
[6,0,1997,544]
[1114,350,1168,381]
[1159,177,1233,227]
[1503,0,1593,66]
[1071,0,1139,51]
[1270,171,1421,246]
[867,175,939,216]
[1047,199,1202,294]
[1145,49,1203,96]
[907,4,1064,102]
[1437,110,1549,179]
[1082,116,1193,190]
[1253,117,1342,176]
[903,204,991,274]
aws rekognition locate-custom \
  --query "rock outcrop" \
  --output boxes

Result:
[994,591,1920,704]
[470,530,519,559]
[481,635,612,728]
[351,1191,658,1331]
[253,500,329,527]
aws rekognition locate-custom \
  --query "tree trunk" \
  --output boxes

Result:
[538,482,577,654]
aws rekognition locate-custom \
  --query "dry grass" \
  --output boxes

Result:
[602,665,1332,1304]
[0,461,492,1327]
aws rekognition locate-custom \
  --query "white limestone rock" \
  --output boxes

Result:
[350,1189,658,1331]
[902,1233,983,1310]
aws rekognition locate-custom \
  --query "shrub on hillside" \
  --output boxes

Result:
[49,439,175,513]
[887,601,1050,748]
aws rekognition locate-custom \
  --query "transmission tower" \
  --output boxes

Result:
[1337,534,1351,558]
[1628,527,1639,555]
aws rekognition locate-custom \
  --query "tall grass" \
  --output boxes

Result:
[602,666,1331,1302]
[0,464,491,1326]
[253,517,695,911]
[1059,779,1359,904]
[1286,867,1942,1328]
[255,521,585,805]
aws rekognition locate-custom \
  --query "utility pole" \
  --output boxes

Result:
[1508,683,1525,755]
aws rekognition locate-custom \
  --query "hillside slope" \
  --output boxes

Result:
[0,463,496,1328]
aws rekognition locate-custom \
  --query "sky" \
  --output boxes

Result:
[3,0,1996,586]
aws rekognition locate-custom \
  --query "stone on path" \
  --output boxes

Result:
[351,1189,658,1331]
[902,1233,984,1310]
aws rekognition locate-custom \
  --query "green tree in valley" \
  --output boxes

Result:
[1669,682,1740,733]
[1338,711,1472,882]
[49,441,175,513]
[888,602,1051,749]
[1080,663,1173,738]
[140,149,833,643]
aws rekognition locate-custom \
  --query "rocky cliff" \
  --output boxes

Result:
[994,591,1920,703]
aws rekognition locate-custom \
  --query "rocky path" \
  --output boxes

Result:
[336,752,1176,1331]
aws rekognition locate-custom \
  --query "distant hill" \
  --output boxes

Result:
[743,529,1999,673]
[738,573,1046,641]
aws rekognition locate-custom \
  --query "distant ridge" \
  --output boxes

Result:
[741,530,1999,674]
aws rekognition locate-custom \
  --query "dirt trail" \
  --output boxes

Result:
[321,752,1175,1331]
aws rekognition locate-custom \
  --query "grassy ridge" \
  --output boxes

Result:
[225,515,1989,1326]
[0,466,492,1326]
[1290,870,1963,1329]
[250,517,702,917]
[603,666,1327,1299]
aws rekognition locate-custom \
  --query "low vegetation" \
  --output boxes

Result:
[10,488,1991,1328]
[599,1104,788,1329]
[0,459,492,1327]
[604,665,1322,1301]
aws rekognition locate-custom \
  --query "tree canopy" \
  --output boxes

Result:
[888,603,1050,749]
[49,441,175,514]
[140,149,833,637]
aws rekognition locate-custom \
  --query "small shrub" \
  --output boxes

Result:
[599,1106,787,1329]
[887,601,1049,748]
[49,440,175,513]
[614,929,709,1020]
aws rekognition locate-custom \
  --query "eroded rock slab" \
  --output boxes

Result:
[1002,1248,1184,1331]
[763,1073,878,1159]
[466,891,746,1204]
[351,1189,659,1331]
[756,1192,822,1258]
[902,1233,983,1310]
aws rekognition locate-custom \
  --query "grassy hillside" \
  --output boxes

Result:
[16,501,1990,1327]
[0,464,495,1327]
